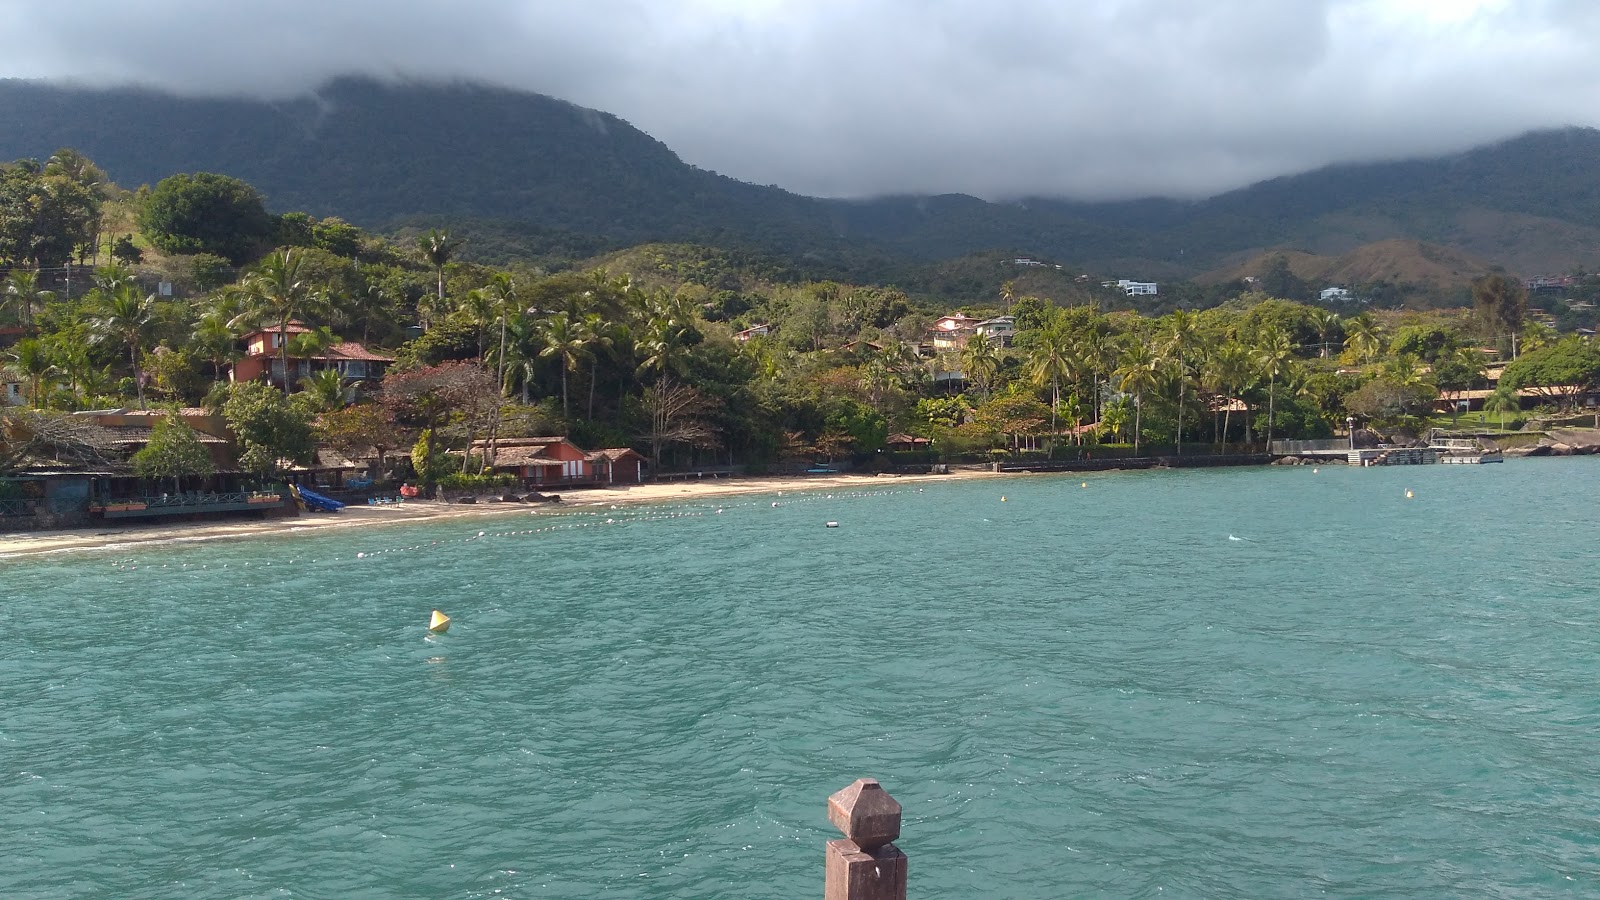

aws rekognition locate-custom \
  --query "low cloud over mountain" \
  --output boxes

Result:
[8,1,1600,201]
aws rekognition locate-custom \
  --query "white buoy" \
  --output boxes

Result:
[826,521,839,528]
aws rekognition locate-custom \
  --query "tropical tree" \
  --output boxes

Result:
[1114,338,1159,453]
[1482,384,1520,431]
[1162,309,1200,455]
[538,311,589,419]
[961,332,1000,399]
[3,269,52,327]
[1025,312,1076,444]
[415,229,463,325]
[1255,328,1294,446]
[227,249,329,396]
[1343,313,1383,364]
[131,411,215,493]
[1309,308,1342,358]
[300,368,347,413]
[4,338,57,407]
[1204,342,1253,445]
[87,283,158,408]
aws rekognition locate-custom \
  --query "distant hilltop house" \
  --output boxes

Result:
[1526,275,1577,294]
[733,323,770,342]
[1012,257,1046,267]
[1106,279,1158,296]
[229,322,394,390]
[1319,286,1352,302]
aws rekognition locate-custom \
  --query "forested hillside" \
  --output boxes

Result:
[8,147,1600,491]
[2,78,1598,278]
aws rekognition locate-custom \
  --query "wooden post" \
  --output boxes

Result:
[824,778,907,900]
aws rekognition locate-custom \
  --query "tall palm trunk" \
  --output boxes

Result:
[588,358,599,419]
[129,342,144,408]
[1266,373,1277,447]
[278,319,293,396]
[1133,394,1142,454]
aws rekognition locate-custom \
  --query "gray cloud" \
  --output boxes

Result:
[6,0,1598,200]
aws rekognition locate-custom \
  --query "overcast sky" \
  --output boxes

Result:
[6,0,1598,201]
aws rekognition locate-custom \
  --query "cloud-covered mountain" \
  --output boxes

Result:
[1,77,1597,277]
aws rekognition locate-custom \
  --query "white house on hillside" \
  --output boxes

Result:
[1116,279,1158,296]
[1320,286,1352,302]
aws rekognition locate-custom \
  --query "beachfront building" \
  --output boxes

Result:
[230,322,394,391]
[587,448,649,484]
[469,436,594,487]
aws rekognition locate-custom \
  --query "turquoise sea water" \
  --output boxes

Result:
[3,460,1599,898]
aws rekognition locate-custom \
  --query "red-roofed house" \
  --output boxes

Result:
[470,437,595,487]
[586,448,649,484]
[230,322,394,389]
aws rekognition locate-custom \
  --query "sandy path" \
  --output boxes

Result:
[0,470,998,558]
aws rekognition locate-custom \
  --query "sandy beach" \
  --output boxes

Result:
[0,470,999,559]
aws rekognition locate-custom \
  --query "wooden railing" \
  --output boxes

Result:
[0,498,36,517]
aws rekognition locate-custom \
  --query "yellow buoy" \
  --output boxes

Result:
[1001,496,1007,502]
[1081,482,1087,488]
[428,610,451,633]
[1405,489,1414,499]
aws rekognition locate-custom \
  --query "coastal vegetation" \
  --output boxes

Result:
[4,150,1600,483]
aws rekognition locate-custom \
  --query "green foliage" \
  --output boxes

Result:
[110,234,143,265]
[1499,336,1600,398]
[138,172,273,264]
[220,382,317,477]
[131,411,214,487]
[188,252,235,290]
[437,471,519,491]
[1344,378,1437,424]
[0,155,99,266]
[410,428,449,486]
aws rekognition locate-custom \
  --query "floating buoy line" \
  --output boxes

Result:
[99,487,920,576]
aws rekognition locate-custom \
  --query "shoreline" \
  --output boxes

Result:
[0,470,1003,559]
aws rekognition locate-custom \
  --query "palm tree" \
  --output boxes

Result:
[1205,342,1252,446]
[87,284,158,408]
[961,332,1000,399]
[1310,308,1342,358]
[1343,313,1383,363]
[227,249,328,396]
[634,289,696,382]
[300,368,347,413]
[1114,339,1160,454]
[1025,315,1076,448]
[1163,309,1200,455]
[999,279,1016,314]
[538,311,589,419]
[1483,384,1520,431]
[1255,329,1294,447]
[1076,328,1116,423]
[478,273,517,391]
[415,229,463,326]
[1100,398,1130,444]
[3,269,53,329]
[4,338,58,407]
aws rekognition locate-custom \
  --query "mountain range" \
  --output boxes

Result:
[2,76,1598,282]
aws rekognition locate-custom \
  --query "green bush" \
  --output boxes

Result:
[438,472,520,491]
